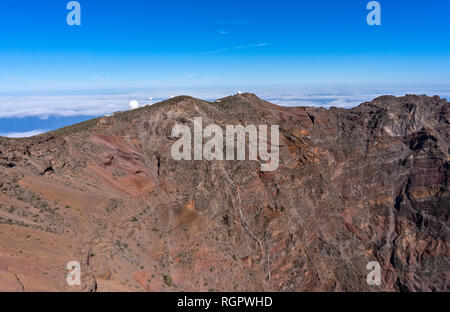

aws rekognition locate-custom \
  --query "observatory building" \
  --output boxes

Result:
[129,100,140,110]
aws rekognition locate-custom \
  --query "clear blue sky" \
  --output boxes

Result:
[0,0,449,93]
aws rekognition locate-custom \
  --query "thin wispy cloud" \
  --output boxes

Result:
[203,42,269,54]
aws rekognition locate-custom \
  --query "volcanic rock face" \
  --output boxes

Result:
[0,93,448,292]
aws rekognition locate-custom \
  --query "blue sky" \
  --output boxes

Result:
[0,0,450,136]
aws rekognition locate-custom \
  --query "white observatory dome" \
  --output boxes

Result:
[129,100,140,110]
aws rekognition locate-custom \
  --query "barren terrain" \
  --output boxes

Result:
[0,93,448,291]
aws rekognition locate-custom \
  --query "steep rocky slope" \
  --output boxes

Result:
[0,93,448,291]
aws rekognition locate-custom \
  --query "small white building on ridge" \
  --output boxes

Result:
[129,100,140,110]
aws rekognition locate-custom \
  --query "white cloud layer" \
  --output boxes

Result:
[0,94,138,118]
[257,87,450,108]
[0,129,47,138]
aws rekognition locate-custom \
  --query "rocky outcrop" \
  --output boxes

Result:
[0,93,448,291]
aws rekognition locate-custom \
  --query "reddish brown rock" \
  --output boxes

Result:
[0,93,448,292]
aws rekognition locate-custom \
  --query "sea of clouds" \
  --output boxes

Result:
[1,86,449,137]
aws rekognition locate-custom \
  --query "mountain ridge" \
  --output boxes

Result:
[0,93,448,291]
[1,92,446,140]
